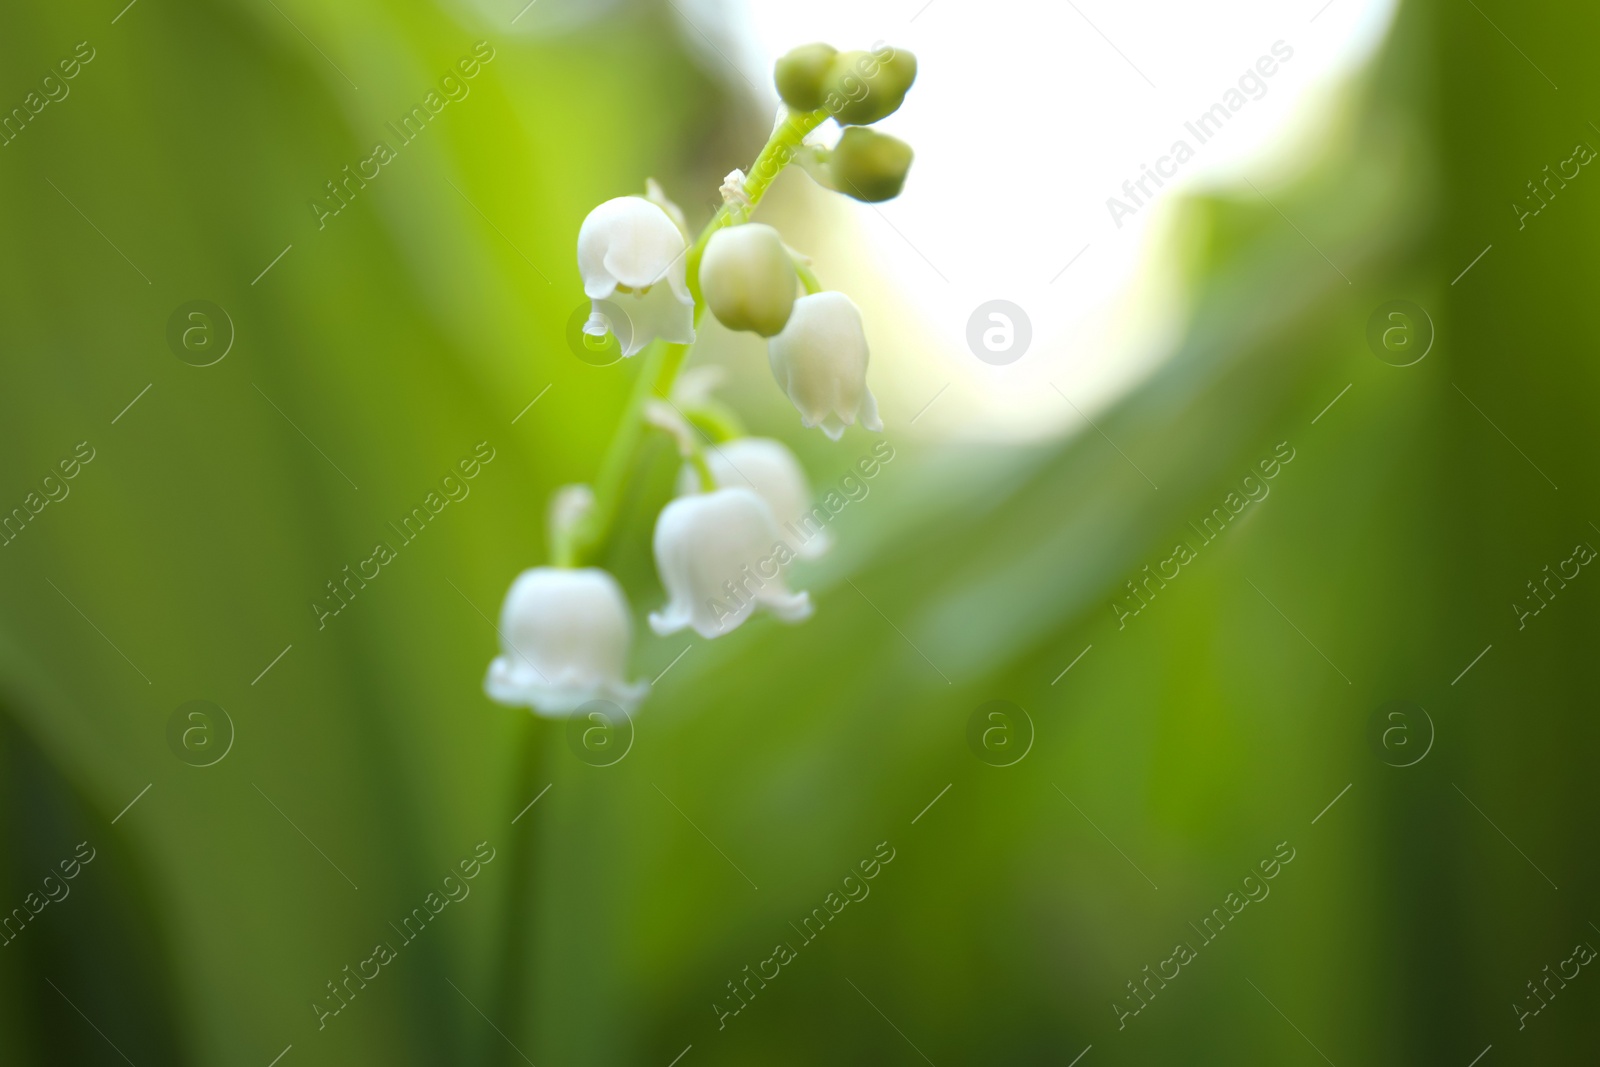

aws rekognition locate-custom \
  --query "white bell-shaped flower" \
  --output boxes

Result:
[675,438,832,560]
[767,291,883,440]
[484,567,648,716]
[699,224,796,336]
[577,196,694,357]
[644,177,688,240]
[649,488,812,639]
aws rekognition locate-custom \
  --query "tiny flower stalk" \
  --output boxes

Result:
[673,367,746,445]
[546,484,594,569]
[676,437,833,559]
[788,249,823,296]
[644,399,716,493]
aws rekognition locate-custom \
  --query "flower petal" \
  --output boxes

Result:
[650,488,811,639]
[767,292,880,438]
[613,281,694,357]
[577,196,686,296]
[483,567,649,717]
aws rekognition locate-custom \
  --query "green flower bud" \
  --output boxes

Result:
[828,128,914,203]
[698,224,797,337]
[774,43,837,112]
[822,47,917,126]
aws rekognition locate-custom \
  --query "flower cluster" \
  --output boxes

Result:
[485,41,918,717]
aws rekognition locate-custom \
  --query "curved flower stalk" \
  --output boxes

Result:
[485,37,919,716]
[675,437,832,560]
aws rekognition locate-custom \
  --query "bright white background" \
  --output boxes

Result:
[664,0,1399,440]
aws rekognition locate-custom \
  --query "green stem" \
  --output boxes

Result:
[570,340,671,565]
[790,252,823,295]
[550,514,577,568]
[569,106,828,565]
[747,108,829,202]
[651,342,692,398]
[686,445,716,491]
[684,400,745,444]
[686,107,829,310]
[493,715,547,1064]
[551,539,576,568]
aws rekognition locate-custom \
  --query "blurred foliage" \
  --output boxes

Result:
[2,0,1599,1064]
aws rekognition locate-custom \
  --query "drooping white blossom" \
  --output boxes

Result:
[676,437,831,559]
[484,567,648,715]
[698,224,797,336]
[577,196,694,357]
[767,291,882,440]
[644,177,688,240]
[671,365,727,408]
[649,488,812,639]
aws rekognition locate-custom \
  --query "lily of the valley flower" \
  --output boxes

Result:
[699,223,797,336]
[676,437,832,559]
[649,488,812,638]
[670,365,727,408]
[577,196,694,357]
[767,291,882,440]
[484,567,648,715]
[645,177,688,240]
